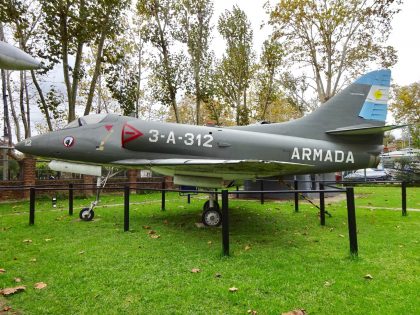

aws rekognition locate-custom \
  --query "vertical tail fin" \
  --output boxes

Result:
[236,69,395,144]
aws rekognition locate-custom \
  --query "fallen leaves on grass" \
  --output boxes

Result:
[44,238,52,242]
[0,286,26,296]
[29,258,37,262]
[324,281,332,287]
[163,220,168,225]
[78,251,85,255]
[364,274,373,280]
[34,282,47,290]
[207,241,212,245]
[339,234,345,238]
[14,278,22,283]
[191,268,200,273]
[215,273,222,278]
[228,287,238,292]
[142,225,151,230]
[0,269,5,274]
[282,309,306,315]
[147,230,156,235]
[22,239,32,244]
[244,245,251,251]
[247,310,257,314]
[150,234,160,239]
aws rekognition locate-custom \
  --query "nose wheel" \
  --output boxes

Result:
[79,207,95,221]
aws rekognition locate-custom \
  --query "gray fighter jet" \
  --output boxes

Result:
[0,41,42,70]
[15,69,401,225]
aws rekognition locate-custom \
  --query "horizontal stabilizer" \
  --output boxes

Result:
[326,124,405,136]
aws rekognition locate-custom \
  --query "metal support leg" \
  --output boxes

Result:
[221,190,229,256]
[320,183,325,226]
[69,183,73,216]
[346,187,358,256]
[294,180,299,212]
[124,185,130,232]
[402,181,407,216]
[161,181,166,211]
[29,188,35,225]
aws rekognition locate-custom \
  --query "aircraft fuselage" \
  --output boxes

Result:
[18,114,380,180]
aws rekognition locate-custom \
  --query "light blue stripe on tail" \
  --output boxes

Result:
[356,69,391,122]
[355,69,391,86]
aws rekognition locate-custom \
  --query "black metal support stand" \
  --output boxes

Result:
[401,181,407,216]
[346,187,358,256]
[124,185,130,232]
[294,180,299,212]
[320,183,325,226]
[29,188,35,225]
[161,181,166,211]
[260,180,264,204]
[221,190,229,256]
[68,183,73,216]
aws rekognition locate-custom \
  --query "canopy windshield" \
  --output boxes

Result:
[64,114,107,129]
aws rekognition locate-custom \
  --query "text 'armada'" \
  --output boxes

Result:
[291,147,354,163]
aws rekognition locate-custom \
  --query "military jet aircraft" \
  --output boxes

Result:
[0,41,42,70]
[15,69,401,226]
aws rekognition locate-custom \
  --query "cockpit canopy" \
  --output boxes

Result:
[64,114,108,129]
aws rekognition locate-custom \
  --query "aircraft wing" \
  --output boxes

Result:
[111,159,313,178]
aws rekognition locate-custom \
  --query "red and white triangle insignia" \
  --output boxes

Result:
[122,123,143,147]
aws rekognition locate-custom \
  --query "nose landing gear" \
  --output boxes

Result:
[79,206,95,221]
[79,168,120,221]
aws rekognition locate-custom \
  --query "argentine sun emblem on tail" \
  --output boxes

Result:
[357,69,391,122]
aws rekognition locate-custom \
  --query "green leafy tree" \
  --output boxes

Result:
[269,0,401,103]
[390,82,420,148]
[177,0,214,125]
[137,0,185,123]
[217,5,254,126]
[255,38,285,121]
[39,0,129,122]
[0,1,48,135]
[83,0,130,116]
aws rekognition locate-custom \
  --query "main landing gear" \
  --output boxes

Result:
[201,193,221,227]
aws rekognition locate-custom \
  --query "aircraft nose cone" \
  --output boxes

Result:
[15,134,51,156]
[0,41,43,70]
[15,140,26,152]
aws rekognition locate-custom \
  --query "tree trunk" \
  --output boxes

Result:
[84,15,108,116]
[60,10,73,121]
[24,72,31,137]
[1,69,12,145]
[7,72,21,142]
[30,70,53,131]
[19,72,29,138]
[69,41,84,120]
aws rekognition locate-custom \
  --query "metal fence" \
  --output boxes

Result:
[2,179,417,257]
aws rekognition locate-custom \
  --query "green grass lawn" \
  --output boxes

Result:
[1,186,419,314]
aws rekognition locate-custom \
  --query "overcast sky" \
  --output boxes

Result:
[213,0,420,86]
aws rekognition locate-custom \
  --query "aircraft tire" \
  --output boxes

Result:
[79,208,94,221]
[202,208,222,227]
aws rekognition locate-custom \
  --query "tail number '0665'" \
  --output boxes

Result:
[149,130,213,148]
